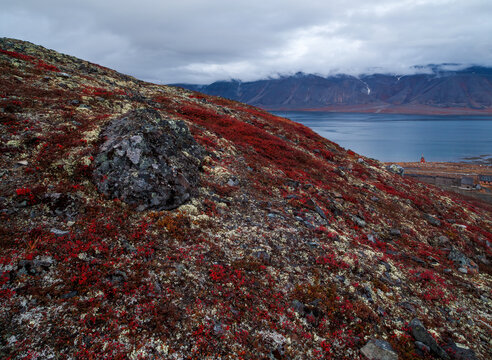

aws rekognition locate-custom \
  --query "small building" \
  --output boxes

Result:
[460,177,474,190]
[479,175,492,185]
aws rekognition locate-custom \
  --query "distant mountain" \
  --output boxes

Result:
[173,66,492,114]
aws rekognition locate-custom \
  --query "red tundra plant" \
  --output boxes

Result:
[0,49,60,72]
[16,187,36,204]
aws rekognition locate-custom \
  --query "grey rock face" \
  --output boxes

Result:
[409,319,449,359]
[93,108,204,210]
[360,339,398,360]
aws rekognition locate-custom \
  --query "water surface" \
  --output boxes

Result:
[271,111,492,162]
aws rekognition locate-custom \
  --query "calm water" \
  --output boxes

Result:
[271,111,492,162]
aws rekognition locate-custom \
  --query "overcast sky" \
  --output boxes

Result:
[1,0,492,84]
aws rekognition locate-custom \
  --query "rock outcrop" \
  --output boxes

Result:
[94,108,203,210]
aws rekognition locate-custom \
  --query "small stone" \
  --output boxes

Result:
[213,322,224,336]
[61,290,78,299]
[448,249,478,273]
[390,229,401,237]
[36,256,55,270]
[361,339,398,360]
[121,239,137,254]
[380,261,391,272]
[303,220,315,229]
[427,256,439,265]
[438,236,450,245]
[424,214,441,227]
[352,216,366,228]
[175,264,185,278]
[252,250,270,263]
[291,300,304,313]
[400,301,416,314]
[411,256,425,264]
[227,177,239,186]
[109,270,127,285]
[18,260,36,275]
[50,228,69,236]
[335,275,346,283]
[313,202,328,222]
[386,164,404,175]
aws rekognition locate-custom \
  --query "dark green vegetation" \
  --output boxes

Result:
[1,38,491,359]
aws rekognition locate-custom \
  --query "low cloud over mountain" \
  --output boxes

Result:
[175,66,492,114]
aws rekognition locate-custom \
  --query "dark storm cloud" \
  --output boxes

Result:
[1,0,491,84]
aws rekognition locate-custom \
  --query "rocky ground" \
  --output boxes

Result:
[0,38,491,359]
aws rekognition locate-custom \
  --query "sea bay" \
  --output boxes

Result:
[272,111,492,163]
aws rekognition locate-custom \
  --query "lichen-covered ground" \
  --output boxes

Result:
[0,38,491,359]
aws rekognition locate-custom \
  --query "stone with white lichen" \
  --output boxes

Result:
[361,339,398,360]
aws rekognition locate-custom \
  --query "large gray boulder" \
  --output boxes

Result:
[93,108,204,210]
[409,319,449,359]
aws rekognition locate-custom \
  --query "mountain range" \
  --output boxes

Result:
[174,66,492,114]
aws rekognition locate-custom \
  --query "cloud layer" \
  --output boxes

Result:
[1,0,491,84]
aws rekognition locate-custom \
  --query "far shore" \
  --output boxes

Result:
[267,104,492,115]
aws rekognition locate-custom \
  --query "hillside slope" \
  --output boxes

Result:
[175,69,492,114]
[1,38,491,359]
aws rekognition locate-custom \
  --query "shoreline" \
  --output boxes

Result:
[387,161,492,205]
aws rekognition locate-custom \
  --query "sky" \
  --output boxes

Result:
[1,0,492,84]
